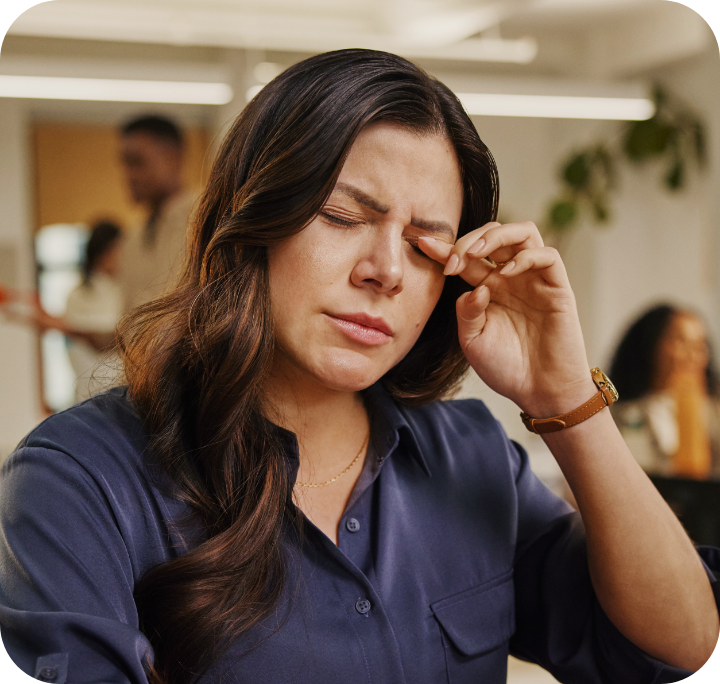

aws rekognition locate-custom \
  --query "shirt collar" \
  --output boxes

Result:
[270,381,431,481]
[363,382,431,478]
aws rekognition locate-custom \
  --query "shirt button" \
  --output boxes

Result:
[355,598,371,615]
[37,667,58,682]
[346,518,360,533]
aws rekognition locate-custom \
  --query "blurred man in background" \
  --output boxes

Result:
[119,115,196,310]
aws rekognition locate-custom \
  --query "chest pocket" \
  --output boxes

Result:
[430,570,515,684]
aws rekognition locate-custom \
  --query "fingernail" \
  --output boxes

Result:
[499,261,515,275]
[418,236,436,244]
[444,253,460,276]
[468,239,486,255]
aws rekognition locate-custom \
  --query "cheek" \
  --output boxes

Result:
[267,231,338,319]
[405,269,446,332]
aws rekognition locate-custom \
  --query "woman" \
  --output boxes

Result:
[611,304,720,479]
[1,50,718,684]
[64,220,124,402]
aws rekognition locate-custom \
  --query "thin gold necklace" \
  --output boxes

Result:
[294,431,370,488]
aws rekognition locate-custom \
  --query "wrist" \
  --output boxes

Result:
[520,376,598,418]
[520,369,618,435]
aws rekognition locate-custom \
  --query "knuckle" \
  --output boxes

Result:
[544,246,560,259]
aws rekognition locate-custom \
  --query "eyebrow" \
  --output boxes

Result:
[335,182,389,214]
[409,217,455,239]
[334,182,456,239]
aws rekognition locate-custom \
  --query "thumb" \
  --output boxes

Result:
[456,284,490,349]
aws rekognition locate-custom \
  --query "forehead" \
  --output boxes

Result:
[669,313,706,339]
[335,123,463,231]
[121,132,172,156]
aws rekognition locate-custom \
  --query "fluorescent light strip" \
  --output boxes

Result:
[457,93,655,120]
[0,75,234,105]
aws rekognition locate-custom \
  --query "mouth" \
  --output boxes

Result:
[325,312,394,345]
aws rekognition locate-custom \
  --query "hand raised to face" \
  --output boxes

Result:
[419,221,596,417]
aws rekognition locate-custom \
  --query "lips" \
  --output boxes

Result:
[333,313,393,335]
[325,312,394,345]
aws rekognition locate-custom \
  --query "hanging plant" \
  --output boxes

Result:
[547,145,615,233]
[623,86,706,190]
[545,85,706,235]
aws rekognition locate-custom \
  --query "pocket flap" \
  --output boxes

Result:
[430,572,515,657]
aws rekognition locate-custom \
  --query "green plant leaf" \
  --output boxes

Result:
[665,160,684,190]
[623,118,672,161]
[563,153,591,190]
[592,197,610,223]
[549,200,578,230]
[693,121,707,167]
[652,85,668,109]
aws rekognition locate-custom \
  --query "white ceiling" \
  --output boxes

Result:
[7,0,665,63]
[0,0,713,115]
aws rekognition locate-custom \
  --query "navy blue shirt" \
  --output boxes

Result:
[1,385,718,683]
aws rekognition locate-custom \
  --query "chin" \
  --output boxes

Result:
[311,350,393,393]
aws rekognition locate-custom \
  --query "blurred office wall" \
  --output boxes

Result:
[0,99,40,458]
[33,122,211,229]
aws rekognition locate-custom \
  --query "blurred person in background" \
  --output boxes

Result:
[610,303,720,479]
[64,220,124,402]
[0,221,124,403]
[119,115,196,310]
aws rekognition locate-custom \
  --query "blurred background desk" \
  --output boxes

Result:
[650,475,720,548]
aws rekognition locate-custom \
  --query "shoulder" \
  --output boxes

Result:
[398,396,503,446]
[163,191,198,226]
[5,388,151,497]
[64,281,94,310]
[0,390,185,596]
[393,395,522,480]
[64,278,122,328]
[19,387,143,453]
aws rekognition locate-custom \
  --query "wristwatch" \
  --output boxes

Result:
[521,368,619,434]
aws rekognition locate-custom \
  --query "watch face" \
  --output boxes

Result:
[591,368,619,404]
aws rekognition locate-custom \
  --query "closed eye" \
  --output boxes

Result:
[404,236,430,258]
[322,210,432,259]
[321,211,362,228]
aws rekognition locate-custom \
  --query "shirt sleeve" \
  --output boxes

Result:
[0,446,153,684]
[508,440,720,684]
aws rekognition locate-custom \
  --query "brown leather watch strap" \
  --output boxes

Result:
[520,368,618,435]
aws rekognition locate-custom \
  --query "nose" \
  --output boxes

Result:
[350,226,404,295]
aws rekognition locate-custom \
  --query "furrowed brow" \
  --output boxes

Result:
[334,182,456,239]
[334,183,390,214]
[410,217,456,239]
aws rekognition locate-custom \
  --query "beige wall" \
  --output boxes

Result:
[0,100,41,459]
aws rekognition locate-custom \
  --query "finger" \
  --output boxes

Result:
[494,246,570,288]
[446,221,543,277]
[418,236,495,287]
[417,236,452,266]
[450,222,501,269]
[462,221,543,268]
[456,284,491,349]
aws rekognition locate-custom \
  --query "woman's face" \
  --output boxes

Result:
[655,312,710,380]
[267,122,463,394]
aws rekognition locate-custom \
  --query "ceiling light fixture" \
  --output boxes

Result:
[0,74,234,105]
[457,93,655,120]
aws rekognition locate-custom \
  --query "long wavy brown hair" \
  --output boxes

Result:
[119,49,499,684]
